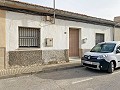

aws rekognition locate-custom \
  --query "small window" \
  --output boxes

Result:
[19,27,40,48]
[96,33,104,45]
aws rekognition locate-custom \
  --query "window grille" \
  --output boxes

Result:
[19,27,40,48]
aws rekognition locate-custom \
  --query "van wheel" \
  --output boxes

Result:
[108,61,114,73]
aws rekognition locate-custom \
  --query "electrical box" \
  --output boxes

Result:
[46,38,53,47]
[45,16,52,21]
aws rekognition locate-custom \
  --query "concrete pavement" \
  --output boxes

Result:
[0,66,120,90]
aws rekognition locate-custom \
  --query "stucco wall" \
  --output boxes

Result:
[6,11,68,51]
[4,11,114,66]
[6,11,113,52]
[58,19,113,50]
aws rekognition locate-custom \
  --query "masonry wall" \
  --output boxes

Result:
[6,11,113,67]
[9,50,43,66]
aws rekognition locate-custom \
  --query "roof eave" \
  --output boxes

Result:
[0,0,118,27]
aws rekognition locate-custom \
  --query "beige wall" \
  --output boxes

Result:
[0,10,6,47]
[114,16,120,22]
[114,16,120,41]
[114,28,120,41]
[0,10,6,69]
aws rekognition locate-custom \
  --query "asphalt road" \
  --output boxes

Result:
[1,67,120,90]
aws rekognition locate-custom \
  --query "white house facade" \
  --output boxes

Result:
[0,0,120,69]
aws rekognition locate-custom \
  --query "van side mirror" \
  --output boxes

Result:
[116,49,120,53]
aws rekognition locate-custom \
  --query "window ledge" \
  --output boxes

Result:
[16,48,41,51]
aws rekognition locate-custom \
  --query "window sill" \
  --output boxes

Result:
[16,48,41,51]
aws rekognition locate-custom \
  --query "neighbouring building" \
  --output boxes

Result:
[114,16,120,41]
[0,0,120,69]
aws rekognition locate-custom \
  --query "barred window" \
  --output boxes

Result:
[19,27,40,48]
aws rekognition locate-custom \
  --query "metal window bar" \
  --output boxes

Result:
[19,27,40,48]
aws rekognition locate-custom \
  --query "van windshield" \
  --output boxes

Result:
[90,43,116,53]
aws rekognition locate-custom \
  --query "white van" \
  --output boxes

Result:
[81,41,120,73]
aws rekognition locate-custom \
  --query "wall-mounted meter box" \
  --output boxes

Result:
[46,38,53,47]
[45,16,53,21]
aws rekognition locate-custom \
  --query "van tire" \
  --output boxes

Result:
[108,61,114,73]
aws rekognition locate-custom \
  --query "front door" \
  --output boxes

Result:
[69,28,79,57]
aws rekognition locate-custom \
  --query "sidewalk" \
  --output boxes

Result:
[0,60,81,78]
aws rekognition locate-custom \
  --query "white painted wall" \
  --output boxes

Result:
[6,11,113,51]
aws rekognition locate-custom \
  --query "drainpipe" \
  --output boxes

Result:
[113,25,115,41]
[53,0,56,24]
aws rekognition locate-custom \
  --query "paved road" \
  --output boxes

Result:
[1,67,120,90]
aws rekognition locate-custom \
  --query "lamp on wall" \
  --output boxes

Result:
[83,38,87,43]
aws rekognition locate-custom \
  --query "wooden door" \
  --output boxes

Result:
[69,28,79,57]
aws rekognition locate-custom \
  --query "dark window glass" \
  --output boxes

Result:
[90,43,116,53]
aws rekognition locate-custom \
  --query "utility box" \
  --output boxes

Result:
[45,16,52,21]
[46,38,53,47]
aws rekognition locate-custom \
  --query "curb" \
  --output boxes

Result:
[42,62,82,72]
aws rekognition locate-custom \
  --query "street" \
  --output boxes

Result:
[0,67,120,90]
